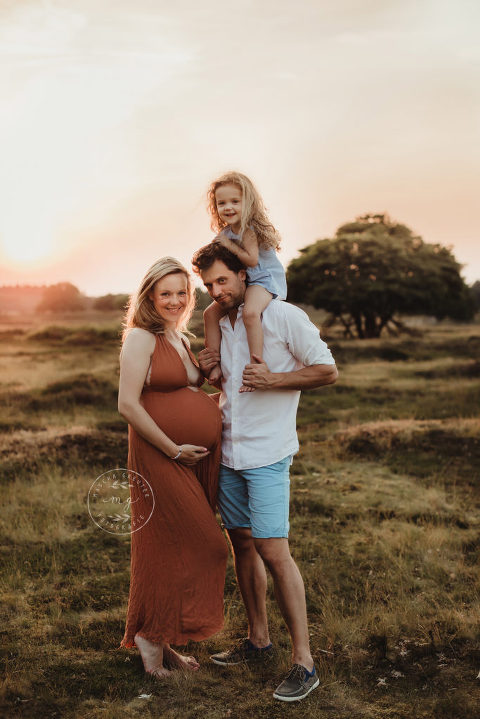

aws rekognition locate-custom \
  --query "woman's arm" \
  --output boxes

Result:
[214,228,259,267]
[118,329,209,465]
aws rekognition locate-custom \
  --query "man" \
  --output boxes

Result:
[191,243,338,702]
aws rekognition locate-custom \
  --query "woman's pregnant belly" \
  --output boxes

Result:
[142,387,221,449]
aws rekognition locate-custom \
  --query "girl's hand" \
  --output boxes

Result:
[175,444,210,465]
[208,364,223,385]
[212,233,229,247]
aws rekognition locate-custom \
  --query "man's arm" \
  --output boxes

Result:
[242,354,338,391]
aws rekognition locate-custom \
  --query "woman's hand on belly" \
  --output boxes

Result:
[176,444,210,466]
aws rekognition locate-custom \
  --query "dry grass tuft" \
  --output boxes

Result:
[0,426,127,484]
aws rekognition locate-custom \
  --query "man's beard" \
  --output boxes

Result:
[217,290,244,311]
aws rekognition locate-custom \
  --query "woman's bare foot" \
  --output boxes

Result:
[134,633,171,678]
[147,666,171,678]
[163,644,200,671]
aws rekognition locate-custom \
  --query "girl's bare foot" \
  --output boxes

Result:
[239,384,256,393]
[163,644,200,671]
[134,633,171,678]
[208,363,223,385]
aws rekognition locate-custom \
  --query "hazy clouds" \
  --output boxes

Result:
[1,0,479,292]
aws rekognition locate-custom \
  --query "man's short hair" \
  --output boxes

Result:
[191,243,246,275]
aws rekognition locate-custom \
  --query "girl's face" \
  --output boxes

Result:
[149,272,188,329]
[215,183,243,233]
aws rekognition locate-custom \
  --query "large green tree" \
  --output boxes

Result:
[194,287,212,311]
[287,214,474,338]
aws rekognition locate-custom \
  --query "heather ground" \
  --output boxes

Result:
[1,310,479,718]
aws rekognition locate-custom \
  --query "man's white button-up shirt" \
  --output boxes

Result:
[219,299,336,470]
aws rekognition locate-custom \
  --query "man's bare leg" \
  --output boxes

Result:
[227,528,271,647]
[253,537,314,671]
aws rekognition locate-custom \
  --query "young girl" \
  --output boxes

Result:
[204,171,287,391]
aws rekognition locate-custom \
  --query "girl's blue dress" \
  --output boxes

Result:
[224,226,287,300]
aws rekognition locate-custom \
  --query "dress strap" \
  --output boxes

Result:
[181,338,204,387]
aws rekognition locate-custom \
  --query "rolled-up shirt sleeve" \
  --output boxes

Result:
[282,304,336,367]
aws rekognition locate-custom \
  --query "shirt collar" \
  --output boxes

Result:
[219,302,244,329]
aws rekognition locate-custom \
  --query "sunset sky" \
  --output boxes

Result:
[1,0,479,295]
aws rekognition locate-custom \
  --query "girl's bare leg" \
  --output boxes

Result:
[204,301,227,383]
[240,285,273,393]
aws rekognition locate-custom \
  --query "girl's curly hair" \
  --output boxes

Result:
[207,171,281,250]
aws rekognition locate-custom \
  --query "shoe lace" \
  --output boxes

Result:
[230,638,251,655]
[284,664,307,682]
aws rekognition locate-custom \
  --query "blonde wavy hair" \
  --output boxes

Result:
[122,257,195,342]
[207,171,281,250]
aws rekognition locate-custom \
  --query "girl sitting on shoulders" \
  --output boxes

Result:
[204,171,287,392]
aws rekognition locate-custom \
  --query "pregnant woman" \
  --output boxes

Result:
[118,257,228,678]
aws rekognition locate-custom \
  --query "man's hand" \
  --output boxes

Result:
[242,354,338,391]
[242,354,277,390]
[198,348,221,375]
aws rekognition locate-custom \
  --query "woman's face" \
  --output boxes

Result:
[150,272,189,329]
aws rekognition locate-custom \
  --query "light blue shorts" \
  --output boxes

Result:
[217,456,292,538]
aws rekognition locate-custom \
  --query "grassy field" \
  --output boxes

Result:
[1,309,479,719]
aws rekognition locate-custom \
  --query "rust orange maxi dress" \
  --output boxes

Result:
[121,334,228,648]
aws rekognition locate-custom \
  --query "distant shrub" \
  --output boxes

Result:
[338,423,480,482]
[329,341,415,364]
[93,294,129,311]
[377,346,410,361]
[194,287,211,312]
[1,429,127,482]
[25,374,118,411]
[433,335,480,359]
[471,280,480,310]
[29,325,120,344]
[330,335,480,364]
[0,419,40,432]
[0,327,25,339]
[37,283,86,313]
[66,327,121,345]
[0,329,26,339]
[95,419,128,432]
[29,326,70,341]
[416,360,480,379]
